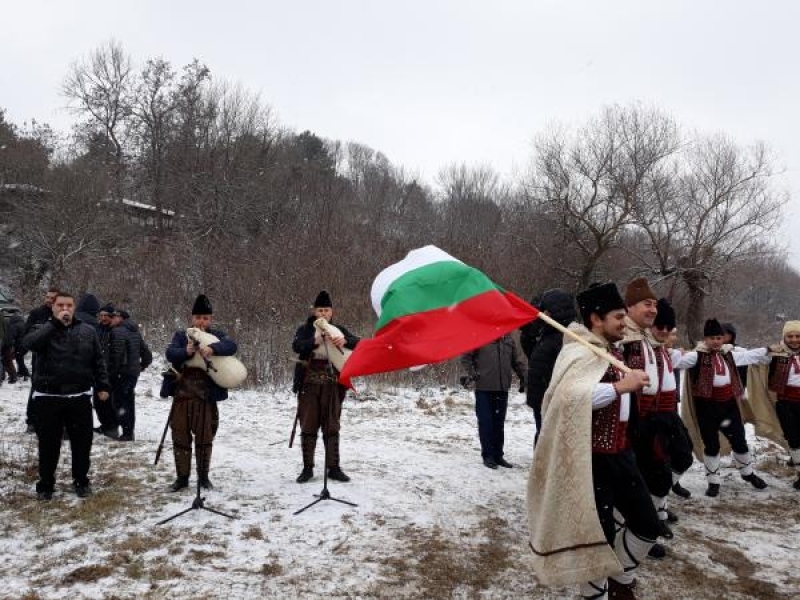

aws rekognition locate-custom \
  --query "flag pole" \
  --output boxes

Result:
[536,312,632,374]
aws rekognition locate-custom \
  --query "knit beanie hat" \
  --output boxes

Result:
[783,321,800,337]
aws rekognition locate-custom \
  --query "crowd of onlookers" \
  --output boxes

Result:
[1,288,152,442]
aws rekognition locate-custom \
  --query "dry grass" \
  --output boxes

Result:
[373,514,528,597]
[240,525,265,540]
[62,564,115,584]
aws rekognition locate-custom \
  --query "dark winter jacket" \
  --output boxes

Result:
[162,328,237,402]
[98,324,114,366]
[7,314,25,347]
[292,316,360,393]
[24,304,52,333]
[23,317,110,395]
[109,319,153,377]
[526,289,577,409]
[75,294,100,327]
[461,334,526,392]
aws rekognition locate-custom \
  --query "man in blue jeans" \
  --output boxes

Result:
[462,334,526,468]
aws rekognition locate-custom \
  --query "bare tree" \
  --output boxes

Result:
[62,40,133,200]
[524,104,681,288]
[634,135,785,341]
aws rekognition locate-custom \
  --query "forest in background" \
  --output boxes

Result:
[1,41,798,386]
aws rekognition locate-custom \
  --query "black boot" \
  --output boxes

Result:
[657,520,674,540]
[199,476,214,490]
[665,508,678,524]
[327,467,351,482]
[742,472,767,489]
[169,476,189,492]
[296,467,313,483]
[705,483,720,497]
[671,482,691,498]
[647,542,666,559]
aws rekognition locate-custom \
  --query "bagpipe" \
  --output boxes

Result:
[313,318,352,372]
[184,327,248,389]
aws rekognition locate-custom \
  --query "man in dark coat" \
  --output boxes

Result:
[163,295,237,492]
[108,309,152,441]
[524,289,576,445]
[23,291,110,500]
[0,312,15,384]
[292,291,359,483]
[93,303,119,437]
[8,313,29,380]
[462,333,526,468]
[22,287,60,432]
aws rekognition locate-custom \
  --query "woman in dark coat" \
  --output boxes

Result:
[525,289,576,445]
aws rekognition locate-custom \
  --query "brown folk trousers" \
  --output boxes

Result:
[170,369,219,477]
[297,366,346,468]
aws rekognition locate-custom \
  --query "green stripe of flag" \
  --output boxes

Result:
[375,260,502,331]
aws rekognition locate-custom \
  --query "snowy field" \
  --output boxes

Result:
[1,362,799,600]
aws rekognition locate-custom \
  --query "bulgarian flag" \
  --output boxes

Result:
[339,245,540,387]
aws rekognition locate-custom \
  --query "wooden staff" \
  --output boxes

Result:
[536,312,632,374]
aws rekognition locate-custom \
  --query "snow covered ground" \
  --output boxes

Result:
[1,363,799,599]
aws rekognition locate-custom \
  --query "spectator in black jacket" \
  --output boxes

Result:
[0,313,14,384]
[108,309,152,441]
[23,291,110,500]
[8,314,28,380]
[526,289,577,445]
[22,287,60,432]
[93,303,119,437]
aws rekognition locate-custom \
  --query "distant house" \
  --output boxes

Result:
[118,198,176,228]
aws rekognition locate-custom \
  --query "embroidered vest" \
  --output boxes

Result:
[689,351,743,401]
[591,355,630,454]
[768,355,800,400]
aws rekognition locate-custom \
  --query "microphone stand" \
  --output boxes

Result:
[158,341,237,525]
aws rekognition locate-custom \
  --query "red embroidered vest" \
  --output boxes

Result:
[689,350,743,401]
[768,355,800,401]
[591,354,630,454]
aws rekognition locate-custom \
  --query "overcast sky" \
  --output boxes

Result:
[3,1,799,264]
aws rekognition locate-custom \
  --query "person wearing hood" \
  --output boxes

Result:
[291,291,360,484]
[75,293,100,328]
[524,288,576,445]
[526,282,656,600]
[108,309,152,441]
[678,318,771,497]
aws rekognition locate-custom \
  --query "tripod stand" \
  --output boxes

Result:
[158,390,237,525]
[293,362,357,516]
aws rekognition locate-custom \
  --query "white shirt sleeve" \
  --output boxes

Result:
[592,383,617,409]
[673,351,698,370]
[731,346,770,366]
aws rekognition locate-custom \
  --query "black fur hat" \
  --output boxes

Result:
[99,302,115,315]
[576,282,625,324]
[703,318,724,337]
[313,290,332,308]
[192,294,213,315]
[653,298,676,330]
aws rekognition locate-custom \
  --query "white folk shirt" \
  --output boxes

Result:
[591,383,631,422]
[674,346,771,386]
